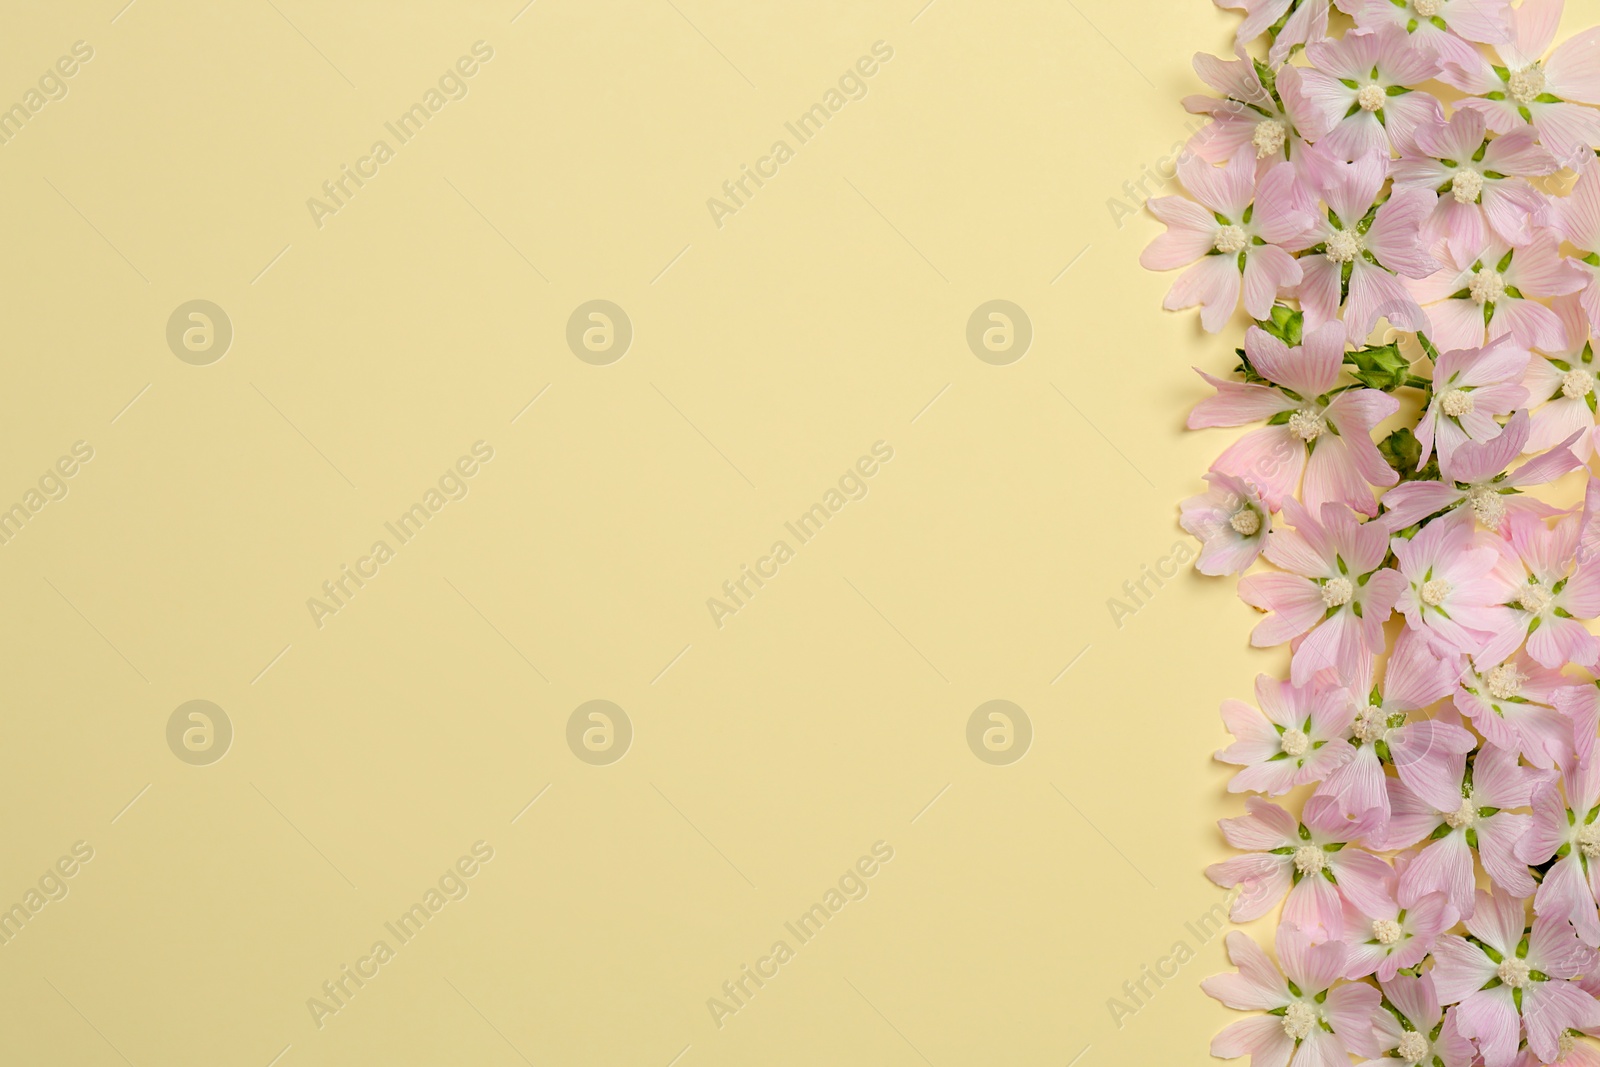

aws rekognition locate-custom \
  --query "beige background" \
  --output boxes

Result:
[1,0,1576,1064]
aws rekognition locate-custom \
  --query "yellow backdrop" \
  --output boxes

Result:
[5,0,1586,1064]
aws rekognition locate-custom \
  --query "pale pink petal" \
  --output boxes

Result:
[1242,246,1302,320]
[1164,254,1243,333]
[1546,27,1600,104]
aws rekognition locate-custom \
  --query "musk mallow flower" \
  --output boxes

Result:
[1439,0,1600,164]
[1181,471,1272,576]
[1557,681,1600,770]
[1238,499,1407,686]
[1404,231,1582,355]
[1190,323,1400,516]
[1316,626,1469,828]
[1391,110,1558,264]
[1215,673,1355,795]
[1279,25,1444,159]
[1142,149,1312,332]
[1290,148,1438,343]
[1520,757,1600,947]
[1430,886,1600,1067]
[1213,0,1333,68]
[1380,410,1581,530]
[1455,650,1576,770]
[1414,333,1531,475]
[1521,1031,1600,1067]
[1183,48,1312,173]
[1340,0,1512,72]
[1556,157,1600,335]
[1203,923,1383,1067]
[1366,970,1478,1067]
[1525,295,1600,460]
[1343,877,1458,982]
[1392,509,1510,655]
[1206,794,1392,939]
[1386,741,1548,913]
[1478,510,1600,670]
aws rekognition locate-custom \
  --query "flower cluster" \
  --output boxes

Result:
[1151,2,1600,1065]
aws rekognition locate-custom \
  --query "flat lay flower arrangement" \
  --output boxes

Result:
[1148,1,1600,1064]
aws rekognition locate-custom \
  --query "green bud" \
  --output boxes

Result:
[1345,342,1410,392]
[1259,305,1303,346]
[1377,427,1440,483]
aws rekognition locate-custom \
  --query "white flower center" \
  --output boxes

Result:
[1282,1000,1317,1041]
[1229,508,1261,536]
[1469,267,1506,305]
[1485,663,1526,700]
[1498,957,1532,988]
[1469,486,1506,530]
[1412,0,1442,16]
[1420,578,1451,606]
[1509,64,1547,105]
[1352,705,1386,743]
[1280,727,1309,757]
[1579,823,1600,859]
[1325,229,1364,263]
[1564,369,1594,399]
[1440,388,1474,418]
[1443,796,1477,829]
[1213,224,1248,255]
[1293,844,1326,875]
[1289,408,1326,441]
[1253,118,1287,158]
[1373,918,1404,945]
[1321,576,1354,607]
[1562,1032,1579,1060]
[1452,168,1484,204]
[1357,83,1387,112]
[1519,582,1552,614]
[1397,1031,1430,1063]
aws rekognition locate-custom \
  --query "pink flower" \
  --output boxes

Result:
[1455,651,1576,769]
[1343,873,1457,981]
[1214,0,1332,68]
[1556,682,1600,769]
[1203,923,1383,1066]
[1291,149,1439,343]
[1318,627,1469,827]
[1367,970,1478,1067]
[1415,334,1531,474]
[1181,471,1272,575]
[1392,110,1557,264]
[1184,48,1314,174]
[1216,673,1355,795]
[1191,323,1400,514]
[1380,410,1581,529]
[1439,0,1600,164]
[1207,794,1392,939]
[1392,510,1511,655]
[1282,26,1444,159]
[1478,511,1600,670]
[1238,500,1407,685]
[1556,157,1600,334]
[1520,758,1600,946]
[1143,150,1311,332]
[1386,742,1548,912]
[1509,1034,1600,1067]
[1431,887,1600,1067]
[1404,231,1583,354]
[1524,294,1600,460]
[1341,0,1512,71]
